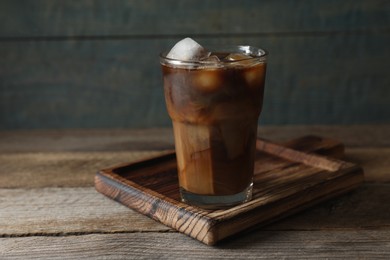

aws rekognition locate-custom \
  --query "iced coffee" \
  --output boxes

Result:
[160,38,267,208]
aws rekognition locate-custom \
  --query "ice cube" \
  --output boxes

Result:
[167,38,208,61]
[200,55,222,69]
[193,70,222,93]
[244,63,266,89]
[225,53,256,66]
[201,55,220,63]
[225,53,252,61]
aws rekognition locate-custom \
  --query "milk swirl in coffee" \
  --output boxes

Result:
[160,38,267,208]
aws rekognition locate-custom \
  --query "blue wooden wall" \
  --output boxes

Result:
[0,0,389,129]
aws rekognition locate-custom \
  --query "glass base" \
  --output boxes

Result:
[180,183,253,209]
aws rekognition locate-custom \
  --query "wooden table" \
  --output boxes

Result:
[1,125,389,259]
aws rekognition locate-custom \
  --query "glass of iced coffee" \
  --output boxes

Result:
[160,38,267,209]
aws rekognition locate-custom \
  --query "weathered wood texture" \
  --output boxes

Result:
[0,151,168,188]
[1,126,388,189]
[1,184,389,236]
[95,136,364,245]
[0,147,388,188]
[1,231,390,259]
[0,1,389,129]
[0,187,170,236]
[0,126,389,257]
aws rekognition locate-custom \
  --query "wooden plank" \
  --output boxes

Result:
[0,187,170,236]
[0,151,168,188]
[0,135,348,189]
[0,184,389,236]
[1,231,389,259]
[0,149,388,189]
[0,0,388,37]
[1,126,390,153]
[0,147,387,189]
[1,34,389,129]
[0,128,176,152]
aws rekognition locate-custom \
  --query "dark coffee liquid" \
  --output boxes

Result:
[162,56,266,196]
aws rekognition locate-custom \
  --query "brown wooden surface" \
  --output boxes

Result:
[95,136,363,245]
[0,126,389,257]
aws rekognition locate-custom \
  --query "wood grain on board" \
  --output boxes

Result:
[1,184,388,236]
[95,136,364,245]
[0,126,388,258]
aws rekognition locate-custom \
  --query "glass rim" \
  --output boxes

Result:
[160,45,268,66]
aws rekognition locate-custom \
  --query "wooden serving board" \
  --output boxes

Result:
[95,135,364,245]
